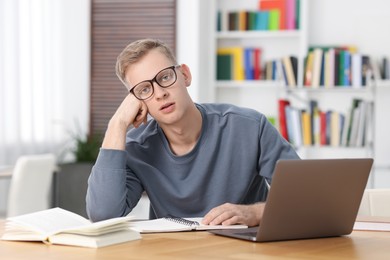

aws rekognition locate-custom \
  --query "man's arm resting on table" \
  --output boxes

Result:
[202,202,266,227]
[86,95,148,222]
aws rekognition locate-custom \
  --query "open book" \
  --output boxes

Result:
[1,207,141,248]
[130,215,248,233]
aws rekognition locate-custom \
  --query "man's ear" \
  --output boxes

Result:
[180,64,192,87]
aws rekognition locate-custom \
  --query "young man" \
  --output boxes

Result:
[86,39,299,226]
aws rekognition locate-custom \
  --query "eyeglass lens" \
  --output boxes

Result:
[132,66,177,100]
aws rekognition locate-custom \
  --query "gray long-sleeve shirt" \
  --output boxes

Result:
[86,103,299,222]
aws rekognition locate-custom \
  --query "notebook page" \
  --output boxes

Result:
[130,218,194,233]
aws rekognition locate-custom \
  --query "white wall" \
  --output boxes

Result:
[59,0,91,162]
[308,0,390,56]
[176,0,200,101]
[176,0,215,103]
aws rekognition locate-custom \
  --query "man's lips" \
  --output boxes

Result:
[160,102,175,111]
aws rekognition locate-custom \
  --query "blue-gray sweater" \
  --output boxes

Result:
[86,103,299,222]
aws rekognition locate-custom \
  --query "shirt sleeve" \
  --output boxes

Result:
[258,115,300,184]
[86,148,144,222]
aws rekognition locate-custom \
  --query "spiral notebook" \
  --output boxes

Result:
[130,215,248,233]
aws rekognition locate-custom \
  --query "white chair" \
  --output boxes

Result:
[7,153,57,217]
[129,193,150,220]
[358,189,390,217]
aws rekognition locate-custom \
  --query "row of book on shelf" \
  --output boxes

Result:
[217,46,297,86]
[278,98,372,148]
[216,46,390,87]
[304,46,375,88]
[217,0,300,32]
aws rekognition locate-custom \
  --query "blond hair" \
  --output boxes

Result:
[115,39,177,89]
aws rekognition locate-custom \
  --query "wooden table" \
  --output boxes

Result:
[1,220,390,259]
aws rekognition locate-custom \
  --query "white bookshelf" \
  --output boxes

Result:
[208,0,308,118]
[206,0,379,164]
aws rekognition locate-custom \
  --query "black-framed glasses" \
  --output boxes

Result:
[130,65,181,100]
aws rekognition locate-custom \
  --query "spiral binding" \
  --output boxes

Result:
[164,215,200,226]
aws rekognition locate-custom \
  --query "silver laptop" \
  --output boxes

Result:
[210,158,373,242]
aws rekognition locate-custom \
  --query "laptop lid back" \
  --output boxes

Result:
[257,158,373,242]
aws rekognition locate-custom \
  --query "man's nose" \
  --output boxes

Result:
[152,81,168,99]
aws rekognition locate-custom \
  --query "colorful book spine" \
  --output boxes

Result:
[278,99,291,141]
[352,53,362,87]
[301,110,312,146]
[259,0,286,30]
[320,111,327,145]
[217,47,245,80]
[254,48,262,80]
[311,48,323,88]
[282,56,297,87]
[244,48,254,80]
[304,51,314,86]
[268,10,280,30]
[216,54,232,80]
[286,0,296,30]
[330,111,340,146]
[343,50,351,86]
[295,0,300,29]
[255,11,269,30]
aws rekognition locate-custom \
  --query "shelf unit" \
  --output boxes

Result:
[207,0,376,158]
[208,0,308,117]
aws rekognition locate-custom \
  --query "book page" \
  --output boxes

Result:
[8,208,91,235]
[64,216,134,235]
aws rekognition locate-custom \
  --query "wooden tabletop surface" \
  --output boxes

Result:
[1,219,390,259]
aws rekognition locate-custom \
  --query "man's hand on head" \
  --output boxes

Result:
[102,94,148,150]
